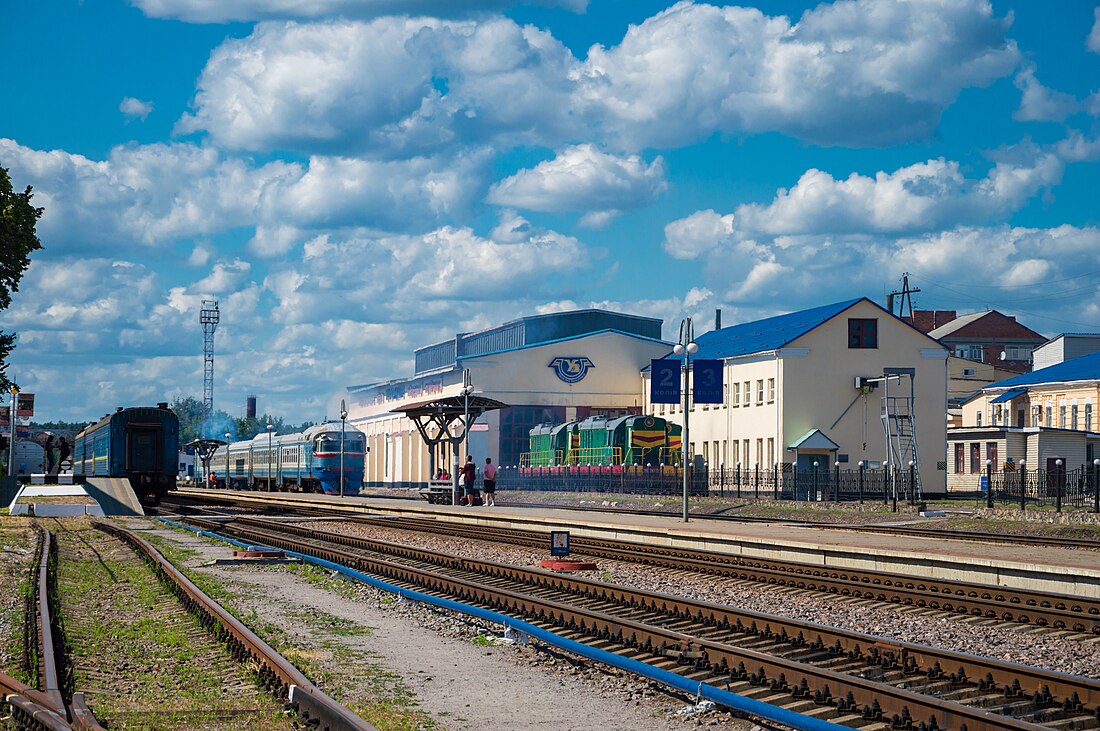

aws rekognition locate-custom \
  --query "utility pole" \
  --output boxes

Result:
[200,300,220,440]
[886,272,920,318]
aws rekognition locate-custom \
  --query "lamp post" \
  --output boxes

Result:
[857,461,864,504]
[1018,459,1026,511]
[813,460,819,501]
[673,318,698,522]
[266,422,274,492]
[985,459,993,509]
[1093,458,1099,514]
[882,461,889,506]
[340,399,348,498]
[908,460,915,505]
[7,386,17,478]
[1055,459,1063,513]
[225,431,231,488]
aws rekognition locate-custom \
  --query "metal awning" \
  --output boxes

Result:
[391,395,510,473]
[392,394,510,418]
[787,428,840,451]
[990,387,1027,404]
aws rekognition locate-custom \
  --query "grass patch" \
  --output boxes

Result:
[471,633,493,647]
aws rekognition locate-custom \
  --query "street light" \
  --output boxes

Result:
[340,399,348,498]
[266,422,274,492]
[673,318,698,522]
[1093,458,1099,514]
[1018,459,1026,511]
[225,431,231,488]
[985,459,993,509]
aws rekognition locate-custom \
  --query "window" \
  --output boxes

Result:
[756,380,764,404]
[767,438,774,466]
[970,443,981,473]
[756,438,763,465]
[743,439,750,466]
[993,404,1002,425]
[986,442,998,471]
[713,441,720,467]
[1087,403,1093,431]
[702,441,709,465]
[955,345,984,360]
[1003,345,1033,361]
[767,378,775,402]
[954,444,965,473]
[1046,404,1053,425]
[732,382,740,406]
[976,411,982,427]
[1060,404,1067,428]
[1031,405,1039,426]
[1072,405,1079,430]
[962,367,977,376]
[743,381,750,406]
[848,318,878,348]
[732,440,740,467]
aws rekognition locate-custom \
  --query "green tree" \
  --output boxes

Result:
[169,396,234,444]
[0,165,44,389]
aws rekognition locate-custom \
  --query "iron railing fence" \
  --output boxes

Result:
[987,466,1100,510]
[707,466,917,503]
[494,466,708,496]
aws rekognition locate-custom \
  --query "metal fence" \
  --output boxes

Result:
[492,464,918,502]
[987,466,1100,510]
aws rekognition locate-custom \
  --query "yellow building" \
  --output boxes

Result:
[642,298,949,494]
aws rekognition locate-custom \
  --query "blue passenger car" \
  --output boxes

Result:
[209,422,365,495]
[73,403,180,504]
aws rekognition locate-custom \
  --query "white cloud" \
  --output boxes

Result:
[132,0,586,23]
[177,1,1019,155]
[1089,7,1100,53]
[663,210,735,260]
[119,97,154,121]
[188,243,213,266]
[194,259,252,293]
[1014,67,1082,122]
[487,144,666,212]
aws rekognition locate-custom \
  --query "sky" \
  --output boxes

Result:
[2,0,1099,424]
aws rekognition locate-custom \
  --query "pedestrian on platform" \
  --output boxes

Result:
[57,437,70,469]
[483,457,497,506]
[44,433,55,473]
[461,455,477,505]
[208,471,217,488]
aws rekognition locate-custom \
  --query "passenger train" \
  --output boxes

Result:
[73,403,180,504]
[209,422,365,495]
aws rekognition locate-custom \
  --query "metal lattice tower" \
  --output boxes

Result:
[881,367,921,500]
[200,300,220,439]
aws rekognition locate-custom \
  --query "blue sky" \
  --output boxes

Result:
[2,0,1099,423]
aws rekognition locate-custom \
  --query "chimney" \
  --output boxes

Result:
[715,308,722,330]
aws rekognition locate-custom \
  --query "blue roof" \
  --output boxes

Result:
[673,298,865,360]
[990,387,1027,403]
[987,348,1100,389]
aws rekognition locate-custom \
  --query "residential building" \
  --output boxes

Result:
[946,356,1024,426]
[952,349,1100,490]
[346,310,670,486]
[912,309,1045,372]
[642,298,949,494]
[1032,334,1100,370]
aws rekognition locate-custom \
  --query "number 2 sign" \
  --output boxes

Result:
[650,360,681,404]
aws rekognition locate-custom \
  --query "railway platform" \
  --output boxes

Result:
[178,487,1100,598]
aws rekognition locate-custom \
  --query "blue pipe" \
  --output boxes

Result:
[158,517,846,731]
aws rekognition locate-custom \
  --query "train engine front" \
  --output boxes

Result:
[308,423,366,495]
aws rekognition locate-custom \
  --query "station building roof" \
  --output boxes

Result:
[655,298,865,362]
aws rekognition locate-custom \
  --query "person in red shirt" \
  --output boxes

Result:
[460,455,477,505]
[482,457,497,506]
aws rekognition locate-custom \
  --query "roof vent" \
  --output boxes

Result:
[157,402,168,409]
[116,407,123,412]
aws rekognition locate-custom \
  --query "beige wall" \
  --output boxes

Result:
[644,300,948,491]
[349,331,668,486]
[963,383,1099,431]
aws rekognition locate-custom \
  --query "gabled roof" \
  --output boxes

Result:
[665,298,863,360]
[986,349,1100,389]
[788,429,840,451]
[927,310,1045,341]
[927,311,988,338]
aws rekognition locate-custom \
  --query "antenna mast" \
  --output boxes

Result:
[886,272,920,318]
[200,300,220,439]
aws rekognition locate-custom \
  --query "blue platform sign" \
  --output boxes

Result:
[980,475,989,491]
[692,359,724,404]
[650,359,681,404]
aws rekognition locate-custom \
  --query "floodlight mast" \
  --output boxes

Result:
[200,300,220,440]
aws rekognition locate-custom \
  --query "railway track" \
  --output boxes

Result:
[174,514,1100,731]
[326,514,1100,634]
[1,521,376,731]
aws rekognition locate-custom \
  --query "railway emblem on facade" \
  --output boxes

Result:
[549,357,595,383]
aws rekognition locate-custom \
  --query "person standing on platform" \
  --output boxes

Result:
[44,433,55,473]
[57,437,70,470]
[482,457,497,506]
[461,455,477,505]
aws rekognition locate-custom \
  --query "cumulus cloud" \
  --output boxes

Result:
[177,1,1019,155]
[132,0,586,23]
[664,142,1071,262]
[1090,7,1100,53]
[1014,67,1082,122]
[487,144,666,213]
[119,97,154,121]
[0,138,489,255]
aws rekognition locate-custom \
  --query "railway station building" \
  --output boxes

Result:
[345,310,671,487]
[641,298,950,495]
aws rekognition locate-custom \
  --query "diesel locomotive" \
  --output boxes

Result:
[73,403,180,504]
[523,414,683,467]
[209,421,366,494]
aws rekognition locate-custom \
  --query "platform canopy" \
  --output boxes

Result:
[391,395,510,447]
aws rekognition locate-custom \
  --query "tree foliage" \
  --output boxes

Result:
[0,165,44,390]
[170,395,312,444]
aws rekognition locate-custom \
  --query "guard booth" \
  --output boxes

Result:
[391,394,509,505]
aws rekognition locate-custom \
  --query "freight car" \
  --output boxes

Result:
[73,403,180,504]
[209,421,365,495]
